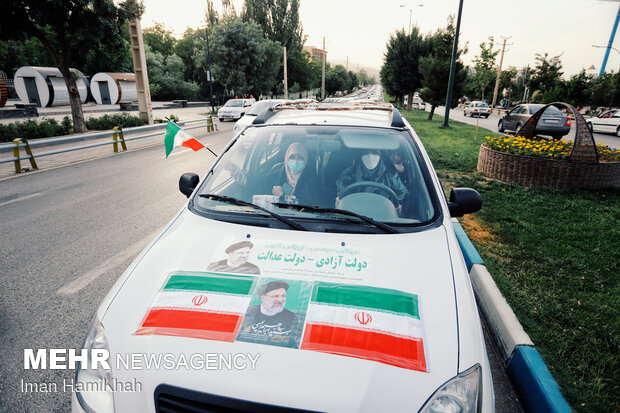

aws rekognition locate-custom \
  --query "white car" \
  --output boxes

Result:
[464,101,490,118]
[233,99,291,135]
[73,102,494,413]
[585,109,620,136]
[218,98,255,122]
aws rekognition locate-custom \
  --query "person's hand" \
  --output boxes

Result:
[393,161,405,174]
[235,171,247,186]
[335,196,341,207]
[396,204,403,215]
[273,185,283,196]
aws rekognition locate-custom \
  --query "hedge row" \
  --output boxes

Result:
[0,113,145,142]
[0,117,73,142]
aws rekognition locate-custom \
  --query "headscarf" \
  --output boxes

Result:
[284,142,308,195]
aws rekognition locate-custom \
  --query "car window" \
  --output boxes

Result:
[193,125,439,228]
[247,101,278,116]
[225,100,244,107]
[600,110,614,118]
[542,106,563,116]
[509,106,521,114]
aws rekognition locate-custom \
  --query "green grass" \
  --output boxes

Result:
[401,109,620,412]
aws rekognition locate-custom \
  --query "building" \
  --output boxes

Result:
[13,66,89,107]
[303,46,327,61]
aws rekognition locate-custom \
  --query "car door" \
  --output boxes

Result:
[504,106,521,130]
[608,111,620,134]
[592,110,614,132]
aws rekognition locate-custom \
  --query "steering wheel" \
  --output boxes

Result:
[339,181,399,206]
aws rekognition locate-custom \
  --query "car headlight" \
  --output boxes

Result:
[419,364,482,413]
[75,315,114,413]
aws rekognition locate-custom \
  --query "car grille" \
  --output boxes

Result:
[155,384,321,413]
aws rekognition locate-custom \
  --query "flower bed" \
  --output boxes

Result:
[478,137,620,189]
[484,135,620,162]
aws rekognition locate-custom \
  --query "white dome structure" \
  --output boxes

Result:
[90,73,137,104]
[14,66,88,107]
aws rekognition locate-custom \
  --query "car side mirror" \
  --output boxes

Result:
[448,188,482,217]
[179,173,199,198]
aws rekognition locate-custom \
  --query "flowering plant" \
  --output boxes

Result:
[483,136,620,162]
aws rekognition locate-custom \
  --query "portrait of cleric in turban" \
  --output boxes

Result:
[207,240,260,275]
[237,279,307,348]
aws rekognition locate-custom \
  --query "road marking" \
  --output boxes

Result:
[0,192,43,208]
[57,231,157,295]
[164,148,191,158]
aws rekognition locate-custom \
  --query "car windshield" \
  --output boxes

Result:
[474,102,488,108]
[247,101,279,116]
[224,100,244,108]
[528,105,563,115]
[192,125,439,231]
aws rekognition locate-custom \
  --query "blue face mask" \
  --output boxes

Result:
[287,159,305,173]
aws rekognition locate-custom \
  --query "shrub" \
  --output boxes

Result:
[0,117,73,142]
[85,113,144,130]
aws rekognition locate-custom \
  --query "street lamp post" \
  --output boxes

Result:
[442,0,464,128]
[399,4,423,35]
[593,44,620,110]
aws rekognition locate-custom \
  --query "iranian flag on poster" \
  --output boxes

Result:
[301,282,427,372]
[164,121,205,158]
[135,272,255,342]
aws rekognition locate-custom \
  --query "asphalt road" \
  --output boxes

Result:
[428,106,620,150]
[0,119,522,412]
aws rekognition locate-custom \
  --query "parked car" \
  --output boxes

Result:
[73,102,494,413]
[218,98,255,122]
[233,99,291,135]
[464,101,490,118]
[585,109,620,136]
[498,104,571,139]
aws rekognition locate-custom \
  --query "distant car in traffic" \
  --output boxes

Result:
[498,104,571,140]
[233,99,291,135]
[585,109,620,136]
[464,101,490,118]
[218,98,255,122]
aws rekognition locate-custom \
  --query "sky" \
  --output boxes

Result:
[140,0,620,78]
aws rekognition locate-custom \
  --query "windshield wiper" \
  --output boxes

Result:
[273,203,398,234]
[199,194,307,231]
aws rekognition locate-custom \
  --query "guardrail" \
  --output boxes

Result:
[0,117,216,173]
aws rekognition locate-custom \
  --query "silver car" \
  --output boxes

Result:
[498,104,571,140]
[464,101,490,118]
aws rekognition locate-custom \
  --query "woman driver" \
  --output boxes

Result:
[336,149,407,213]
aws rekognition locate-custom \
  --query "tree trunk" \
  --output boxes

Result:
[427,105,436,121]
[406,91,413,110]
[59,66,86,133]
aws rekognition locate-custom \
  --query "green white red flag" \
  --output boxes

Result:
[135,272,255,341]
[301,282,427,372]
[164,121,204,158]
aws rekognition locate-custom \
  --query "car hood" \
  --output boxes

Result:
[103,209,459,412]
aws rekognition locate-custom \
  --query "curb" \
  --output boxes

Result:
[452,220,572,413]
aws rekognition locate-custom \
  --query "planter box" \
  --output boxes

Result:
[477,144,620,189]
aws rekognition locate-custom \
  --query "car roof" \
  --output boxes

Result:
[252,102,405,128]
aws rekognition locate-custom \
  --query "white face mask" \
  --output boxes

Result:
[362,153,380,170]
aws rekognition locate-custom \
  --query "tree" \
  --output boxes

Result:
[1,0,141,132]
[530,53,563,96]
[242,0,312,91]
[419,17,467,120]
[325,65,349,96]
[143,23,177,58]
[472,37,499,102]
[210,17,282,97]
[380,27,428,108]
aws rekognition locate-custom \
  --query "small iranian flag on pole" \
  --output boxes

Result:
[135,272,256,342]
[301,282,427,372]
[164,121,205,158]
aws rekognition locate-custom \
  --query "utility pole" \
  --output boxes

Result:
[442,0,464,128]
[346,56,349,71]
[321,37,326,100]
[491,36,512,110]
[129,19,153,125]
[283,46,288,99]
[205,24,215,113]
